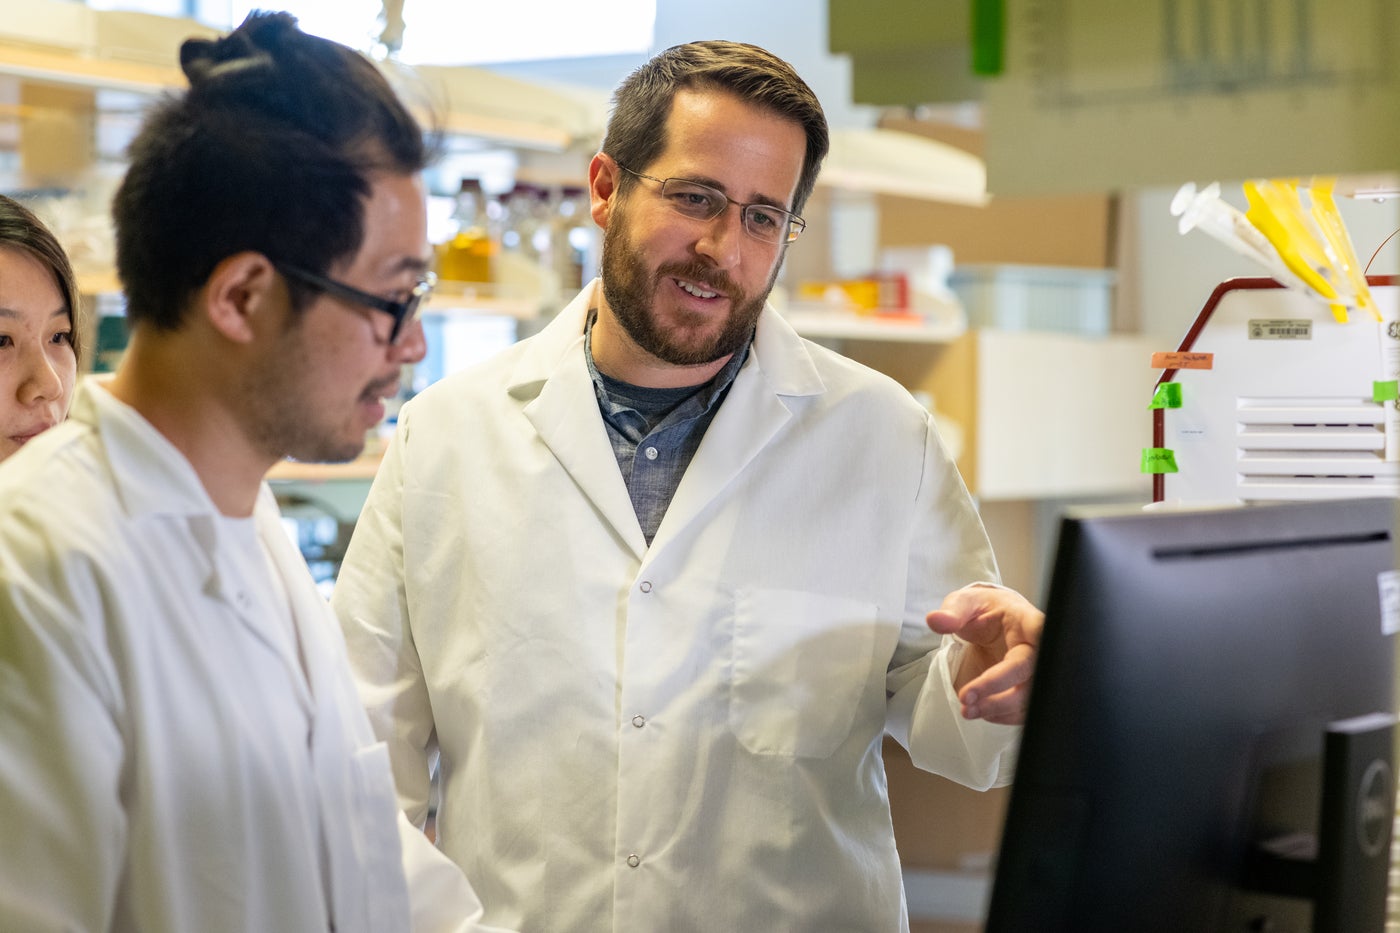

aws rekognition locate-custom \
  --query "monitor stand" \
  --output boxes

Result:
[1242,712,1395,933]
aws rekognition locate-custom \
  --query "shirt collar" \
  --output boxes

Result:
[505,279,826,401]
[582,307,752,419]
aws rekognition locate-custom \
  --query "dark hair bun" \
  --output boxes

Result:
[179,11,298,86]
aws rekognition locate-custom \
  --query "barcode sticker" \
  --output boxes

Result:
[1378,570,1400,635]
[1248,319,1312,340]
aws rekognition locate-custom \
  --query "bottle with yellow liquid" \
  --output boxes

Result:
[436,178,495,284]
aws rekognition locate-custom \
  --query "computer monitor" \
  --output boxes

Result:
[985,498,1399,933]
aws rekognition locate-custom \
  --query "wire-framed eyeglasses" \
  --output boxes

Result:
[275,262,436,345]
[617,165,806,245]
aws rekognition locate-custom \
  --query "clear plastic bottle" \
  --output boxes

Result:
[494,184,561,306]
[556,185,597,292]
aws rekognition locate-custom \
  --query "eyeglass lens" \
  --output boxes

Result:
[660,179,800,244]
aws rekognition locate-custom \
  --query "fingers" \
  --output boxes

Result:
[924,608,966,637]
[925,586,998,637]
[962,687,1031,725]
[927,585,1042,648]
[926,585,1044,725]
[958,643,1036,724]
[926,604,1003,646]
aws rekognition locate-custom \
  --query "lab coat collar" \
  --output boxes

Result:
[505,280,597,396]
[508,281,829,560]
[76,378,320,712]
[512,284,645,556]
[506,280,827,399]
[73,376,223,520]
[749,299,827,398]
[648,303,827,554]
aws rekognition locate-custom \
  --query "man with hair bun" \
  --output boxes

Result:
[0,12,509,933]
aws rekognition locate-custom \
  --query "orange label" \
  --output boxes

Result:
[1151,351,1214,370]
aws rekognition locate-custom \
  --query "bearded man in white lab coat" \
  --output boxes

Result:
[333,40,1043,933]
[0,12,510,933]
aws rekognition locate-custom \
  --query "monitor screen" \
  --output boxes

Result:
[985,498,1398,933]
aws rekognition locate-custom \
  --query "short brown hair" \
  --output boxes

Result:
[602,41,829,215]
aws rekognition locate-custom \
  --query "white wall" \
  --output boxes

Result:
[651,0,872,130]
[490,0,874,130]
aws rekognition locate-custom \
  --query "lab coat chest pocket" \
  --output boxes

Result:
[730,588,877,758]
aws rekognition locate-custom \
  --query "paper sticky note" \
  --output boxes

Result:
[1152,352,1214,370]
[1141,448,1179,474]
[1373,380,1399,402]
[1378,570,1400,635]
[1148,383,1183,409]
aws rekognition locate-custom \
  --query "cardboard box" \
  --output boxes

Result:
[876,117,1117,270]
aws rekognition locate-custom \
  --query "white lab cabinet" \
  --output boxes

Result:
[814,326,1158,501]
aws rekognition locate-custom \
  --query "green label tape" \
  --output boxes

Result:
[1373,380,1399,402]
[971,0,1006,76]
[1141,448,1179,474]
[1148,383,1183,409]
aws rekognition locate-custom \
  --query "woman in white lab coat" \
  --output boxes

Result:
[0,194,81,462]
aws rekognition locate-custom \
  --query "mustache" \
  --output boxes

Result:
[655,261,742,298]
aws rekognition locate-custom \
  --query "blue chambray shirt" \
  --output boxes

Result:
[584,309,751,545]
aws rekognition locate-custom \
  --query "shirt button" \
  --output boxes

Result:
[639,581,652,593]
[626,854,641,868]
[632,715,646,728]
[644,446,659,460]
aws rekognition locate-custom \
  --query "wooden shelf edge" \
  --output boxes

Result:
[782,310,966,344]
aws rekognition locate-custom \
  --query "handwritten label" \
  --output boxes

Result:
[1151,351,1214,370]
[1140,448,1179,474]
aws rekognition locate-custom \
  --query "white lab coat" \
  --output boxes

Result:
[0,379,506,933]
[334,281,1019,932]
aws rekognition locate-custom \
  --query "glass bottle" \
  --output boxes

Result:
[436,178,494,283]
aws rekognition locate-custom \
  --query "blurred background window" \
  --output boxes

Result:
[83,0,657,65]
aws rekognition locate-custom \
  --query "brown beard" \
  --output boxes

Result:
[599,207,778,367]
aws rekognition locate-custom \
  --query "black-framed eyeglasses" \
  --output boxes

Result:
[617,165,806,245]
[274,262,436,345]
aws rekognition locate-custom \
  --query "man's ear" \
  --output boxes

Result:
[202,252,281,344]
[589,152,620,229]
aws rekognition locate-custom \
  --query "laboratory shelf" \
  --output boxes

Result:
[781,310,965,344]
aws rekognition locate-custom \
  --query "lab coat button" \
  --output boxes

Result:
[631,714,646,728]
[626,854,641,868]
[644,446,658,460]
[639,581,652,593]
